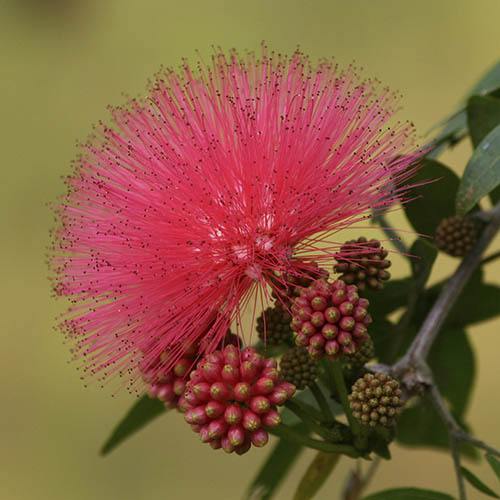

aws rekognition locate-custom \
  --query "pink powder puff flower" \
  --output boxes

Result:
[51,46,421,390]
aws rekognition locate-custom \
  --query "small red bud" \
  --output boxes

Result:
[251,429,269,447]
[202,362,221,382]
[325,340,340,356]
[309,334,325,349]
[173,358,191,377]
[325,307,340,323]
[311,295,327,311]
[221,436,235,454]
[262,409,281,427]
[322,323,338,339]
[241,360,259,382]
[224,404,243,425]
[242,409,261,431]
[253,376,275,395]
[233,382,251,401]
[173,378,186,396]
[207,418,227,440]
[339,316,355,331]
[310,311,325,327]
[235,439,252,455]
[221,364,240,384]
[205,400,225,419]
[210,382,231,401]
[192,382,211,402]
[250,396,271,414]
[228,425,245,446]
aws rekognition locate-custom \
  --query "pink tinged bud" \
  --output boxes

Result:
[325,340,340,356]
[185,406,209,425]
[156,371,173,384]
[250,396,271,414]
[173,358,191,377]
[251,429,269,447]
[234,382,251,401]
[221,437,235,454]
[241,347,260,363]
[269,388,288,405]
[254,377,275,395]
[339,316,355,332]
[339,301,354,315]
[353,306,367,321]
[325,307,340,323]
[156,384,175,402]
[262,409,281,427]
[291,318,303,332]
[353,323,367,338]
[358,298,369,309]
[209,439,222,450]
[148,384,160,398]
[173,379,186,396]
[183,389,199,406]
[363,314,373,325]
[235,439,252,455]
[309,334,325,349]
[338,331,353,346]
[311,295,327,311]
[207,351,224,364]
[322,323,338,339]
[310,311,325,327]
[295,332,308,346]
[278,382,296,398]
[228,425,245,446]
[210,382,231,401]
[202,362,221,382]
[208,418,227,440]
[223,344,240,366]
[192,382,211,402]
[189,369,204,383]
[177,396,189,413]
[242,410,261,431]
[190,424,201,433]
[224,404,243,425]
[205,400,226,419]
[342,343,356,355]
[332,289,346,305]
[241,360,259,383]
[300,322,315,336]
[221,364,240,384]
[298,306,312,321]
[199,425,211,443]
[263,367,279,381]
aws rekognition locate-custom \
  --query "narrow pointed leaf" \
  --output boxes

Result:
[467,95,500,148]
[456,125,500,215]
[486,454,500,479]
[293,451,340,500]
[246,424,306,500]
[362,487,454,499]
[100,395,166,456]
[460,466,500,498]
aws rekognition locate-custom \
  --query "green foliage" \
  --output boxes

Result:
[467,95,500,148]
[293,451,340,500]
[362,487,454,499]
[486,454,500,479]
[460,466,500,498]
[404,160,460,234]
[246,424,306,500]
[100,396,166,456]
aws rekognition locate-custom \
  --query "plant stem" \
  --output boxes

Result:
[268,423,361,458]
[480,249,500,266]
[285,400,338,442]
[309,381,335,423]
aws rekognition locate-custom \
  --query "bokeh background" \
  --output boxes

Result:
[1,1,499,499]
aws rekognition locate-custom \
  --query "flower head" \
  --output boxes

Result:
[51,46,421,388]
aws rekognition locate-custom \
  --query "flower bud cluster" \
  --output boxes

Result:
[256,305,293,345]
[279,347,318,390]
[334,237,391,291]
[435,215,479,257]
[345,335,375,368]
[291,279,372,359]
[183,345,296,454]
[348,372,402,427]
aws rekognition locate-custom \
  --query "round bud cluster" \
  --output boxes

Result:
[334,237,391,291]
[143,343,198,409]
[279,347,318,390]
[290,279,372,359]
[348,372,403,427]
[256,305,293,345]
[345,335,375,368]
[183,345,296,455]
[435,215,479,257]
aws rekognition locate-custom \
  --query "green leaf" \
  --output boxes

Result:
[293,451,340,500]
[362,487,454,500]
[396,400,477,459]
[100,396,166,456]
[410,238,437,288]
[429,328,475,416]
[246,424,306,500]
[467,95,500,148]
[404,159,460,234]
[461,466,500,498]
[456,125,500,215]
[364,278,412,317]
[486,454,500,479]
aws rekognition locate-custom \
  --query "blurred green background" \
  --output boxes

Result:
[1,1,499,499]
